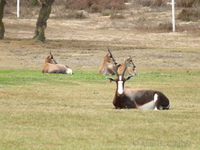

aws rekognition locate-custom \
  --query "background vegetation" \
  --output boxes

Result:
[4,0,200,32]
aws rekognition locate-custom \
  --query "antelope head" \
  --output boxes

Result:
[107,67,133,96]
[50,52,58,64]
[45,52,58,64]
[125,56,138,76]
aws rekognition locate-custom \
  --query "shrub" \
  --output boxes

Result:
[6,0,40,6]
[177,8,200,21]
[135,0,164,7]
[176,0,200,7]
[65,0,126,13]
[158,22,173,32]
[68,11,86,19]
[110,13,125,19]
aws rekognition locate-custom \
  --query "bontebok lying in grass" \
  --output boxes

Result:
[42,52,73,74]
[116,56,138,76]
[99,48,118,75]
[106,49,138,76]
[106,68,170,110]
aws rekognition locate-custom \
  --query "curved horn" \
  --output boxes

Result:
[107,48,118,65]
[49,52,53,59]
[49,52,58,64]
[122,67,127,77]
[107,48,113,57]
[107,48,111,53]
[113,65,119,77]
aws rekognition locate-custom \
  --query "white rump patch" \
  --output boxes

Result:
[153,94,158,110]
[153,94,158,103]
[67,68,73,74]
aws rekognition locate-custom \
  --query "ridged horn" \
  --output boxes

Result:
[107,48,118,65]
[50,52,58,64]
[113,65,119,76]
[122,67,127,77]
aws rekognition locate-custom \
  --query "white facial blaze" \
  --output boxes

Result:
[118,76,123,95]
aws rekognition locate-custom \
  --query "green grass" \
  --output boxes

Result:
[0,68,199,150]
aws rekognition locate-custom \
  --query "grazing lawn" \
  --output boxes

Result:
[0,68,199,149]
[1,1,200,149]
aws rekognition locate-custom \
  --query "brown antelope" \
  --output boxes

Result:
[98,49,118,75]
[106,67,170,110]
[115,56,138,76]
[42,52,73,74]
[106,49,138,76]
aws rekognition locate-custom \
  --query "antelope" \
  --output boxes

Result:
[106,67,170,110]
[115,56,138,76]
[42,52,73,74]
[99,49,118,75]
[107,49,138,76]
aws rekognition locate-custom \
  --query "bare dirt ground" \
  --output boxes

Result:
[1,5,200,71]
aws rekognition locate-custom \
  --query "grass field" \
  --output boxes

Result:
[0,67,199,149]
[1,0,200,148]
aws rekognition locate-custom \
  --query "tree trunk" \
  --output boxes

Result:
[33,0,55,42]
[0,0,6,39]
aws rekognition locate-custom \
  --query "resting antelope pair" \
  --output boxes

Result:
[106,67,170,110]
[99,49,138,76]
[42,52,73,74]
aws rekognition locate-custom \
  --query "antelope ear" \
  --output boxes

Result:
[126,75,133,81]
[106,77,115,83]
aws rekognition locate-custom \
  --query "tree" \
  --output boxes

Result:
[33,0,55,42]
[0,0,6,39]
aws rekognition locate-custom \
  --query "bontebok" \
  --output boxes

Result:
[99,48,118,75]
[106,68,170,110]
[42,52,73,74]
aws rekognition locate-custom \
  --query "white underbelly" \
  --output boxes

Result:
[138,100,155,110]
